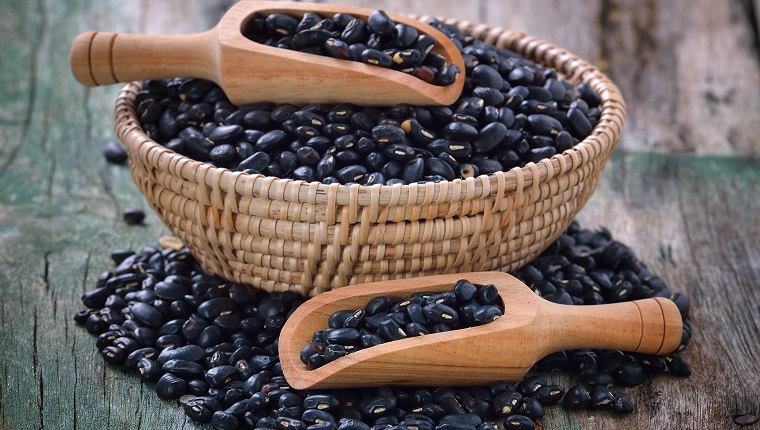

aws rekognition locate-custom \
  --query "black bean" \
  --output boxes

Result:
[292,166,316,182]
[475,159,503,175]
[103,140,128,164]
[527,114,563,136]
[206,365,239,388]
[613,361,646,386]
[137,357,162,383]
[635,353,667,373]
[443,121,478,140]
[336,165,367,183]
[338,18,368,45]
[502,414,534,430]
[256,130,289,152]
[472,305,502,324]
[402,157,425,183]
[359,396,396,416]
[582,370,614,387]
[363,171,386,185]
[238,151,271,173]
[210,410,239,430]
[435,64,462,86]
[155,372,187,399]
[376,319,407,341]
[405,322,430,336]
[316,155,337,180]
[567,107,593,138]
[578,82,601,107]
[590,385,615,409]
[208,125,243,145]
[472,122,506,154]
[424,157,456,180]
[185,400,214,423]
[383,143,416,162]
[156,344,205,366]
[324,328,361,346]
[123,208,146,225]
[391,49,423,69]
[534,385,564,406]
[334,149,362,166]
[317,38,351,61]
[82,287,112,309]
[360,49,393,68]
[664,354,692,376]
[422,303,459,326]
[471,65,502,89]
[101,345,127,364]
[198,297,236,320]
[266,13,299,36]
[517,397,544,419]
[612,392,635,414]
[367,10,395,35]
[163,358,204,377]
[525,146,557,163]
[372,125,405,145]
[129,302,164,328]
[562,384,590,409]
[507,67,534,86]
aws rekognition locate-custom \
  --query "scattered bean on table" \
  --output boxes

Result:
[74,221,692,430]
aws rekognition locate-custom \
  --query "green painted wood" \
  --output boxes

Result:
[1,0,759,429]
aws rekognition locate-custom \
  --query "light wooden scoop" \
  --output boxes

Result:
[69,1,464,106]
[279,272,682,389]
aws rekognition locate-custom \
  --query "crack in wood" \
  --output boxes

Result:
[43,251,50,293]
[46,159,56,205]
[71,329,78,430]
[32,309,45,429]
[81,251,92,294]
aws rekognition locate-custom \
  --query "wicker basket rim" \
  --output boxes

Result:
[114,22,625,208]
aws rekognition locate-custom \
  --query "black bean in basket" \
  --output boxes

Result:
[136,19,601,185]
[299,280,504,369]
[74,221,691,429]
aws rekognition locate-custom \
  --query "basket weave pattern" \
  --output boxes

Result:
[114,19,625,296]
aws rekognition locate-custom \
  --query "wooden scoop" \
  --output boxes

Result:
[279,272,683,389]
[69,1,464,106]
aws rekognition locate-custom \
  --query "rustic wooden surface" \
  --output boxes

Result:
[1,0,759,429]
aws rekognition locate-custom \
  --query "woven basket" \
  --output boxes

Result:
[113,18,625,297]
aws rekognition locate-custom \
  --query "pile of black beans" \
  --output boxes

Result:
[243,10,460,86]
[135,19,601,185]
[75,220,691,430]
[301,280,504,369]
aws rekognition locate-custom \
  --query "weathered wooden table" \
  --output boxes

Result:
[1,1,759,429]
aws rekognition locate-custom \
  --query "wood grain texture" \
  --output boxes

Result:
[0,0,759,429]
[280,272,681,390]
[70,2,466,106]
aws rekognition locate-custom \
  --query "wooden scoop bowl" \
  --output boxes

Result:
[69,1,464,106]
[279,272,682,389]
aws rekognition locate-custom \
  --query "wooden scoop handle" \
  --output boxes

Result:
[543,297,682,355]
[70,31,218,86]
